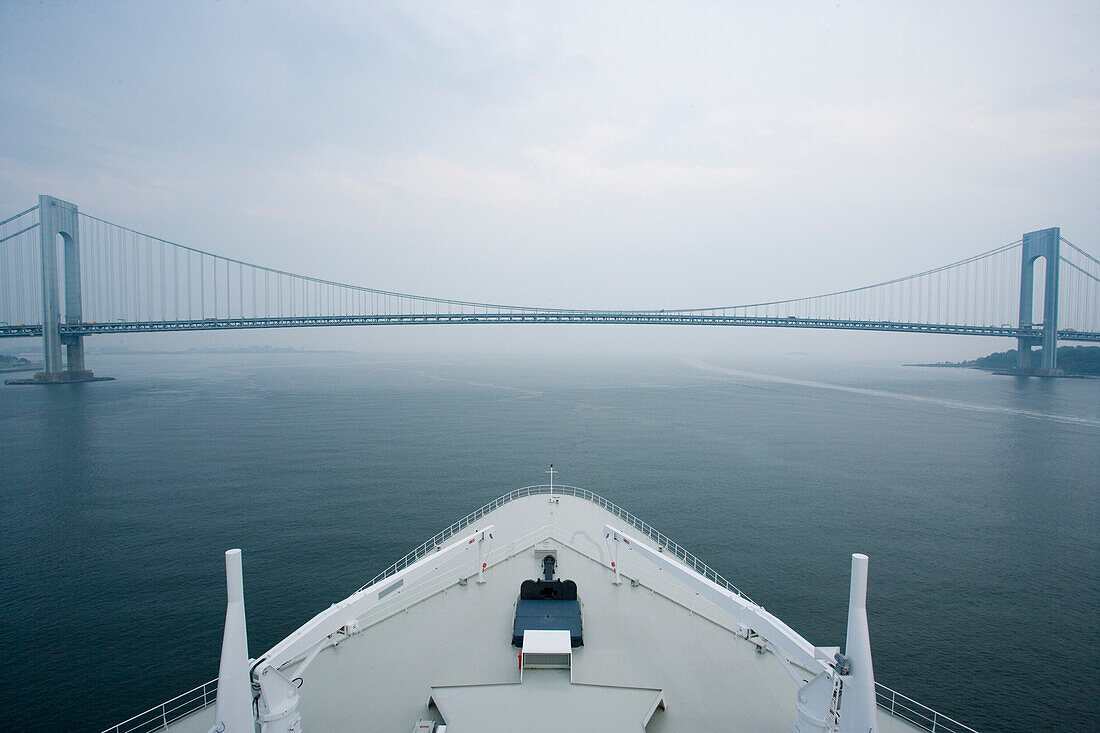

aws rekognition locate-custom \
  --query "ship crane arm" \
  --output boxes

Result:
[602,526,879,733]
[244,525,495,733]
[602,525,826,676]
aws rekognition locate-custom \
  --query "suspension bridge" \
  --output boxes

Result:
[2,195,1098,383]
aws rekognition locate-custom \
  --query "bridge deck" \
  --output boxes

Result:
[2,310,1100,338]
[1,314,1097,341]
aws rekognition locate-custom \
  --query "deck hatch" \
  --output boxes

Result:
[512,579,582,647]
[521,630,572,670]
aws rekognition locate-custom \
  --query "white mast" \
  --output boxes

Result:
[210,549,255,733]
[838,553,879,733]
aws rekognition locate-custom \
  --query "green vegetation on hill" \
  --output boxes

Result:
[0,353,41,371]
[966,346,1100,375]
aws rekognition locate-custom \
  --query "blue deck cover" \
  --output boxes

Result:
[512,599,583,647]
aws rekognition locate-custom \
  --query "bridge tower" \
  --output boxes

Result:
[1017,227,1060,374]
[35,195,98,383]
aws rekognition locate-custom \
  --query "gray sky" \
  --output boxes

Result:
[2,1,1097,360]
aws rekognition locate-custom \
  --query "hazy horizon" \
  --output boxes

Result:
[2,1,1097,362]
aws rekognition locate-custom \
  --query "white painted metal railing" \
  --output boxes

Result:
[104,679,981,733]
[876,682,980,733]
[356,484,756,603]
[99,678,217,733]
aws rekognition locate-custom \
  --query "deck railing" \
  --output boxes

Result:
[355,483,755,602]
[104,679,981,733]
[99,678,217,733]
[876,682,980,733]
[102,486,980,733]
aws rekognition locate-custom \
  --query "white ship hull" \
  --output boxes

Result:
[107,485,977,733]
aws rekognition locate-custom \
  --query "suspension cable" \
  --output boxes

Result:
[76,211,562,313]
[1060,257,1100,284]
[0,205,39,228]
[1061,238,1100,268]
[668,239,1024,312]
[77,209,1039,319]
[0,222,39,246]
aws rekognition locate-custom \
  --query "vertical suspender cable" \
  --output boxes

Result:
[160,239,166,321]
[990,250,998,325]
[124,229,131,321]
[1081,259,1087,330]
[174,247,179,321]
[187,249,192,321]
[146,235,153,322]
[2,233,10,322]
[2,231,8,322]
[12,230,21,323]
[1,235,9,322]
[91,219,99,321]
[134,230,141,320]
[967,262,974,325]
[117,227,124,321]
[116,222,122,319]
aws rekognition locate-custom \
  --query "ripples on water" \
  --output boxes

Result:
[1,353,1097,731]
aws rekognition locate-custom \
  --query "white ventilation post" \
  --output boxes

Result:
[211,549,255,733]
[839,553,878,733]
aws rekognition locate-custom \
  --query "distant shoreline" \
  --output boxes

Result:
[904,363,1100,378]
[906,345,1100,377]
[86,347,356,355]
[0,355,42,373]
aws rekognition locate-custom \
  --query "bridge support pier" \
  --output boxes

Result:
[1016,227,1061,376]
[32,195,101,384]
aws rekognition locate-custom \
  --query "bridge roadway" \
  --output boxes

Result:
[1,313,1098,341]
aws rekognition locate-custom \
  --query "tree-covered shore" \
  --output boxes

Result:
[921,346,1100,375]
[0,353,42,372]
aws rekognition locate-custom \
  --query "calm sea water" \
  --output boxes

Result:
[1,352,1097,732]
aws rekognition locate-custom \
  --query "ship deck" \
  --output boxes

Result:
[152,487,960,733]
